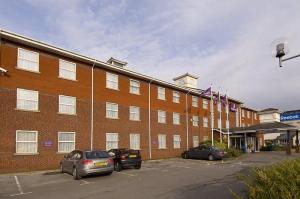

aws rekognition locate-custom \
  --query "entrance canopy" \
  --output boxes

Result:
[230,122,298,134]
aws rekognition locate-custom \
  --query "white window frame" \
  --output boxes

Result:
[129,79,140,95]
[58,132,76,153]
[106,72,119,90]
[17,48,39,73]
[173,135,181,149]
[203,117,209,128]
[192,96,198,107]
[158,110,166,123]
[158,134,167,149]
[203,99,208,109]
[106,133,119,150]
[192,116,199,127]
[16,88,39,111]
[130,133,140,150]
[157,87,165,100]
[58,95,76,115]
[16,130,38,154]
[173,91,180,103]
[59,59,76,81]
[173,112,180,125]
[106,102,119,119]
[129,106,140,121]
[193,136,199,147]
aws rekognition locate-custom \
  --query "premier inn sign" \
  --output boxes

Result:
[280,112,300,121]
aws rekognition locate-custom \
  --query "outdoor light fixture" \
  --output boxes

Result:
[272,38,300,67]
[0,67,8,75]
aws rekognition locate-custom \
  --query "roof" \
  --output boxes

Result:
[258,108,281,114]
[0,29,245,104]
[240,105,258,112]
[230,122,298,133]
[275,132,296,140]
[282,110,300,115]
[173,73,199,81]
[107,57,127,66]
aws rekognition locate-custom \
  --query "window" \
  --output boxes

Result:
[173,112,180,125]
[225,105,229,114]
[17,88,39,111]
[173,91,180,103]
[242,110,245,117]
[193,136,199,147]
[106,72,119,90]
[129,106,140,121]
[106,133,119,150]
[130,134,140,150]
[218,102,221,112]
[203,136,209,141]
[173,135,181,149]
[16,130,38,154]
[192,96,198,107]
[226,120,229,129]
[192,116,199,126]
[59,95,76,115]
[236,110,239,127]
[106,102,118,119]
[158,134,166,149]
[247,111,250,118]
[254,113,257,120]
[203,99,208,109]
[157,87,165,100]
[58,132,75,153]
[130,79,140,95]
[17,48,39,72]
[158,110,166,123]
[59,59,76,80]
[218,119,221,128]
[203,117,209,127]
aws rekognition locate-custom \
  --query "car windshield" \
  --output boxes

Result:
[85,151,109,159]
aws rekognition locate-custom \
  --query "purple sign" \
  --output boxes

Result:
[230,103,237,112]
[43,140,53,147]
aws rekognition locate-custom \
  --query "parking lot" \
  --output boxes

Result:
[1,151,300,199]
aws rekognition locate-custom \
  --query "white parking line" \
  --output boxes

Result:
[117,172,136,177]
[80,179,91,186]
[10,176,32,197]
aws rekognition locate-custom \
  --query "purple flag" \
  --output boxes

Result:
[200,87,211,97]
[213,92,219,104]
[230,103,237,112]
[221,95,227,106]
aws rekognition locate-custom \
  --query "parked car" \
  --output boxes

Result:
[181,145,224,160]
[60,150,114,180]
[108,148,142,171]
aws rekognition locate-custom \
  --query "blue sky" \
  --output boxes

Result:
[1,0,300,111]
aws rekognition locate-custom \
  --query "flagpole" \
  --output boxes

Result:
[218,90,222,143]
[210,84,214,146]
[226,90,230,149]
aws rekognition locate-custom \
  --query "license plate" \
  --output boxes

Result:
[129,155,137,158]
[95,162,107,167]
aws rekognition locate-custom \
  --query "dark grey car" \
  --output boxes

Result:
[181,145,225,160]
[60,150,114,180]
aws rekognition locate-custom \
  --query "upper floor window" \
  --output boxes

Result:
[173,91,180,103]
[158,110,166,123]
[59,59,76,80]
[254,113,257,120]
[157,87,165,100]
[106,102,118,119]
[173,112,180,125]
[129,106,140,121]
[16,130,38,154]
[203,117,209,128]
[106,72,119,90]
[130,79,140,95]
[203,99,208,109]
[59,95,76,115]
[192,96,198,107]
[17,88,39,111]
[242,110,245,117]
[17,48,39,72]
[247,111,250,118]
[192,116,199,127]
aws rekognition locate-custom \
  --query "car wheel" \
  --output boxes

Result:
[114,162,122,172]
[208,154,214,161]
[134,164,141,169]
[60,163,64,173]
[73,168,80,180]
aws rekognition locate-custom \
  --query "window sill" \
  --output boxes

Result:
[16,66,40,74]
[57,112,77,116]
[15,108,40,113]
[106,117,120,120]
[158,148,167,150]
[58,76,78,82]
[106,87,120,91]
[130,119,141,122]
[158,122,167,124]
[129,92,141,96]
[56,152,69,154]
[173,101,180,104]
[157,98,166,101]
[14,153,39,156]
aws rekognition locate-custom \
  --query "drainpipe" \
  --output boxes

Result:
[185,90,191,150]
[90,59,96,151]
[148,80,153,159]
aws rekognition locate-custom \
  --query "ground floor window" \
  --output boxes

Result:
[203,136,209,141]
[130,133,140,150]
[106,133,119,150]
[173,135,181,149]
[16,130,38,154]
[58,132,75,153]
[158,134,167,149]
[193,136,199,147]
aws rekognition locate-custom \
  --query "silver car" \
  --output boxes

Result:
[60,150,114,180]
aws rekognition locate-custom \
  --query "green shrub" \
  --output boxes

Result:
[233,158,300,199]
[214,141,226,150]
[225,148,241,158]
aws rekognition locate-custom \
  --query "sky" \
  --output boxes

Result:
[0,0,299,111]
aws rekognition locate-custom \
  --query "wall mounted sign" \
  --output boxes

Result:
[43,140,53,147]
[280,112,300,121]
[230,103,237,112]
